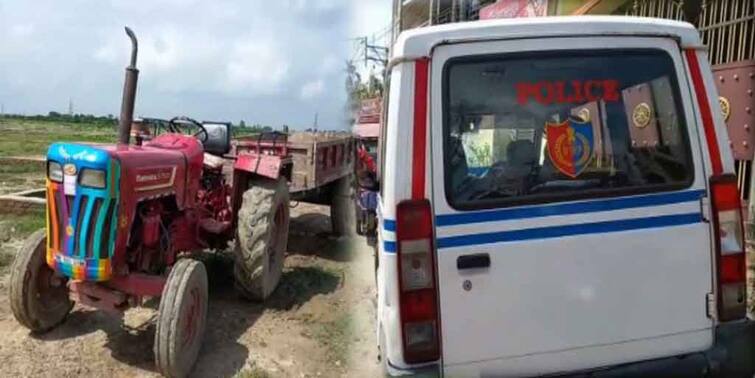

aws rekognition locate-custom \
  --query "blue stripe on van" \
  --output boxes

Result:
[436,212,702,249]
[384,219,396,232]
[435,189,705,226]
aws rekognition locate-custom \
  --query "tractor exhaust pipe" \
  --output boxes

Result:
[118,26,139,145]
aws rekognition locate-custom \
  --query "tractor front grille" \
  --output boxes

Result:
[47,180,118,281]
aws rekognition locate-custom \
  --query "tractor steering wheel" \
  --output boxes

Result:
[168,116,208,143]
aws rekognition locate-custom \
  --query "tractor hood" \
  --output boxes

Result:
[44,136,203,281]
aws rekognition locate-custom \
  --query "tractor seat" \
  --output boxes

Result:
[203,153,225,169]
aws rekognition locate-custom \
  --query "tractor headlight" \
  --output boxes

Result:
[48,161,63,182]
[79,168,107,188]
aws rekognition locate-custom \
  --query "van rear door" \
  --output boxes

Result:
[429,36,714,375]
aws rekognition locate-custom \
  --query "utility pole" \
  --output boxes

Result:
[360,37,389,71]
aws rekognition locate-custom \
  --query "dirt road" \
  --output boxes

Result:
[0,203,380,377]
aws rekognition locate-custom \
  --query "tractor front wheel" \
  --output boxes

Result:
[154,258,208,378]
[9,229,73,333]
[233,177,290,301]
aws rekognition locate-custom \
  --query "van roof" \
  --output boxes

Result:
[392,16,702,59]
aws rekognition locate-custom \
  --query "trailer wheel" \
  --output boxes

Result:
[330,176,355,237]
[154,258,208,378]
[233,177,289,301]
[9,229,72,333]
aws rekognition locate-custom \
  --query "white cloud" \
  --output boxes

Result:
[0,0,353,129]
[10,23,34,38]
[285,0,344,12]
[319,55,340,75]
[300,79,325,100]
[350,0,392,41]
[224,38,290,95]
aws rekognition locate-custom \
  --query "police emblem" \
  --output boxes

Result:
[545,116,595,178]
[576,107,591,122]
[719,96,731,122]
[632,103,652,128]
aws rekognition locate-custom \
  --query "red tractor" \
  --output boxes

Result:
[8,28,304,377]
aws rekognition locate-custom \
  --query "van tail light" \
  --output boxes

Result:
[396,199,440,364]
[710,175,747,321]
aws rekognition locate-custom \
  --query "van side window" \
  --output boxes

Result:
[443,49,693,210]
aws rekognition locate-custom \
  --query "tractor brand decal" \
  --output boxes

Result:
[516,80,620,106]
[135,166,176,192]
[545,117,596,178]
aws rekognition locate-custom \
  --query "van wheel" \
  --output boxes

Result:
[154,258,208,378]
[234,177,289,301]
[9,229,73,333]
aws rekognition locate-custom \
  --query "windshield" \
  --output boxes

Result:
[443,49,693,209]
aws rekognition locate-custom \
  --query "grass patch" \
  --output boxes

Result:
[0,209,46,240]
[269,266,341,310]
[14,211,46,236]
[0,249,14,268]
[0,161,45,194]
[234,367,272,378]
[311,312,353,365]
[0,160,44,175]
[0,119,116,157]
[0,210,45,270]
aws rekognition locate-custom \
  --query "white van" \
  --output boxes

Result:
[375,16,754,376]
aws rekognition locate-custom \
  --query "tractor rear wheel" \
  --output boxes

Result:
[9,229,73,333]
[233,177,290,301]
[330,176,355,237]
[154,258,208,378]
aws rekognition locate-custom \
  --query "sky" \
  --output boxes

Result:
[0,0,392,130]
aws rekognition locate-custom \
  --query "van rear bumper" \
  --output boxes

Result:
[564,320,755,378]
[385,321,755,377]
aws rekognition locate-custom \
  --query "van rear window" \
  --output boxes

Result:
[443,49,694,210]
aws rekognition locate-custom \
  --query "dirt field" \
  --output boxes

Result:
[0,203,380,378]
[0,159,45,195]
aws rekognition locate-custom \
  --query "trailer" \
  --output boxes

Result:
[233,131,355,235]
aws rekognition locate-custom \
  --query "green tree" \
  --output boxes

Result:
[345,60,384,125]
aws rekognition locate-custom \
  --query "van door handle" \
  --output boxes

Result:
[457,253,490,270]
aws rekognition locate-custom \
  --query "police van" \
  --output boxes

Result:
[374,16,755,376]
